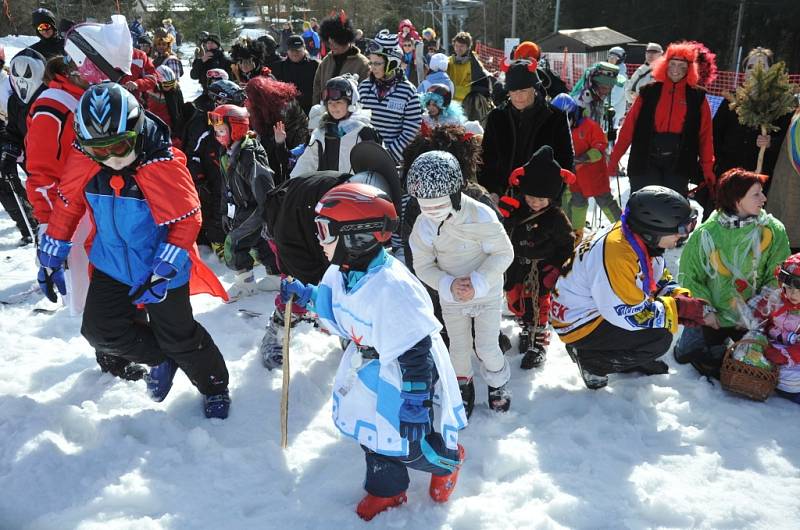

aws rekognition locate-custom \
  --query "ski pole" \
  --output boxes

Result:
[281,292,293,449]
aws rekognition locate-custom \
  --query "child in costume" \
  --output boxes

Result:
[419,84,469,136]
[209,104,280,300]
[551,93,621,241]
[407,151,514,417]
[499,146,576,369]
[280,182,467,521]
[140,64,186,148]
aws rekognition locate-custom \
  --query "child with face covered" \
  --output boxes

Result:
[407,150,514,417]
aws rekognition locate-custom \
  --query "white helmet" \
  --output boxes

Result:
[9,48,46,104]
[65,14,133,83]
[156,64,178,88]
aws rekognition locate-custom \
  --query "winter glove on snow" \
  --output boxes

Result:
[37,234,72,302]
[498,195,521,218]
[0,144,20,181]
[128,243,188,305]
[541,264,560,290]
[673,294,709,327]
[280,278,314,308]
[398,383,432,442]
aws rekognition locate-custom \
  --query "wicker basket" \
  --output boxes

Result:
[720,339,778,401]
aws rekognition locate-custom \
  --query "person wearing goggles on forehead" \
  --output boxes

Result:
[279,181,466,521]
[675,169,790,379]
[552,185,714,390]
[39,81,232,419]
[291,73,380,176]
[138,65,186,148]
[30,8,65,59]
[208,104,280,301]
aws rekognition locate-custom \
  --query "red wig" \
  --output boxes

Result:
[651,42,700,87]
[715,168,768,214]
[244,76,300,136]
[689,41,718,88]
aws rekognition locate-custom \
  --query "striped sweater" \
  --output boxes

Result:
[358,76,422,163]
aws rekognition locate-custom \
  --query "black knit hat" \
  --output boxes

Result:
[513,146,565,199]
[505,59,539,91]
[320,13,355,45]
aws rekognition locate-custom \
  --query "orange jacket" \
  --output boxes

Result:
[570,117,610,197]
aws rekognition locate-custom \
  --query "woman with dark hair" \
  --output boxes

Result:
[675,168,790,377]
[244,75,308,184]
[713,47,794,185]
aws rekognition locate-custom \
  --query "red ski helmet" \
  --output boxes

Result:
[777,254,800,289]
[208,104,249,148]
[314,182,398,268]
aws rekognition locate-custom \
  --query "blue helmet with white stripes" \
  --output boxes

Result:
[74,81,144,152]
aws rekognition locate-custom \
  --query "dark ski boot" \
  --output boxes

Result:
[498,332,512,354]
[204,390,231,419]
[488,383,511,412]
[145,357,179,402]
[566,345,607,390]
[623,360,669,375]
[458,377,475,419]
[520,327,549,369]
[96,351,148,381]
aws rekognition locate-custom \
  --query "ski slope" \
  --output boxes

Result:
[1,36,800,530]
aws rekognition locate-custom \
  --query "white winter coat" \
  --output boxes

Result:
[409,194,514,307]
[290,108,379,177]
[625,63,654,105]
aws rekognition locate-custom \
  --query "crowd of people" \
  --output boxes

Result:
[1,7,799,522]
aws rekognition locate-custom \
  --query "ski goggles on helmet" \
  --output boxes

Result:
[37,23,54,33]
[778,269,800,290]
[314,215,396,245]
[315,216,338,245]
[322,86,351,102]
[159,79,177,90]
[79,131,138,161]
[208,111,226,127]
[676,212,698,237]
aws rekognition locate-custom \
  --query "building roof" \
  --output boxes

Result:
[551,26,636,48]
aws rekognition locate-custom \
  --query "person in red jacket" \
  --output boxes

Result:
[551,93,621,239]
[121,47,157,101]
[608,41,715,195]
[38,83,231,418]
[138,65,186,148]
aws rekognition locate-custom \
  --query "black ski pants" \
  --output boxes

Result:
[0,175,35,239]
[571,320,673,376]
[81,269,228,395]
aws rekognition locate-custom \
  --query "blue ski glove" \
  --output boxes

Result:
[280,278,314,308]
[129,242,189,305]
[398,382,432,442]
[37,233,72,302]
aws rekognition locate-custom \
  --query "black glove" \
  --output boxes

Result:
[0,144,21,181]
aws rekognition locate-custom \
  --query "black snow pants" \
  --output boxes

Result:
[570,320,673,376]
[0,175,35,239]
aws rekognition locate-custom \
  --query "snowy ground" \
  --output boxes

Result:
[2,37,800,530]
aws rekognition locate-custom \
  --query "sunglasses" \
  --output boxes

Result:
[80,131,137,161]
[367,61,385,67]
[779,269,800,290]
[37,23,54,33]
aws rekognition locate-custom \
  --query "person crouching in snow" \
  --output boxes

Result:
[550,93,621,241]
[37,82,231,418]
[551,186,714,389]
[290,74,380,176]
[499,146,576,370]
[209,104,280,300]
[419,84,467,136]
[279,182,467,521]
[407,151,514,417]
[140,65,186,148]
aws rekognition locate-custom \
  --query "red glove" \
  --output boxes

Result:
[674,294,708,327]
[541,264,560,290]
[498,195,521,218]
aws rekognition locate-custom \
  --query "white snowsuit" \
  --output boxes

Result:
[409,194,514,387]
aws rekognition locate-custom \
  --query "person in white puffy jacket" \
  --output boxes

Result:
[291,74,381,176]
[408,150,514,418]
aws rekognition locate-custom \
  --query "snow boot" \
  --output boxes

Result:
[210,242,225,262]
[227,270,258,301]
[145,357,179,402]
[566,345,608,389]
[257,273,281,292]
[488,383,511,412]
[259,308,299,370]
[498,332,512,354]
[623,360,669,375]
[204,390,231,419]
[520,327,549,369]
[96,351,147,381]
[458,377,475,419]
[429,444,465,503]
[18,235,33,246]
[356,492,407,521]
[518,326,531,354]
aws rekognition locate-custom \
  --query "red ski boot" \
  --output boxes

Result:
[429,444,466,503]
[356,492,407,521]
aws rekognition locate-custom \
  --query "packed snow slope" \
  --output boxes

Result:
[1,35,799,530]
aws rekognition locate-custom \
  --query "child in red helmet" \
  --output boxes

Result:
[209,104,280,300]
[281,182,467,521]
